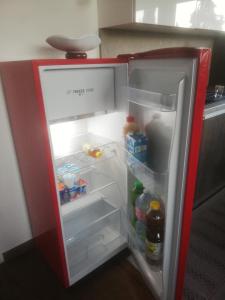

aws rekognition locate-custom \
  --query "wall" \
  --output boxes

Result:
[100,29,214,57]
[0,0,98,260]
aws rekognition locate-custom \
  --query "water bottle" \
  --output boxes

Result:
[135,188,152,251]
[129,180,144,227]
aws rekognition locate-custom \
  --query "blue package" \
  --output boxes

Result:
[126,133,148,163]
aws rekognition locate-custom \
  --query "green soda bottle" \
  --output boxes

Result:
[129,180,144,227]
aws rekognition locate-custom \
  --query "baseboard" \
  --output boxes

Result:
[3,239,34,262]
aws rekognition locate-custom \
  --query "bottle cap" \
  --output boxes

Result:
[57,182,65,191]
[150,200,160,210]
[134,180,144,193]
[127,115,135,123]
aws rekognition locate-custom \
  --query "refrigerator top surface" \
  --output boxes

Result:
[29,47,211,68]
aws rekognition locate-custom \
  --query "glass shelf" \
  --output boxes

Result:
[60,171,117,217]
[54,135,118,209]
[63,197,120,245]
[55,141,116,172]
[125,86,177,112]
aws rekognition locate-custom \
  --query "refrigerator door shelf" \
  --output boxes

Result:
[125,149,168,199]
[128,222,163,299]
[125,86,177,112]
[115,144,168,199]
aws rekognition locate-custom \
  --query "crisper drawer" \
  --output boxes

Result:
[64,198,127,284]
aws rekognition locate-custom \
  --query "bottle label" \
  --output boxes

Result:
[146,239,162,261]
[135,207,146,222]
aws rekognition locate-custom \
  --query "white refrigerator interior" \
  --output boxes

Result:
[38,57,197,299]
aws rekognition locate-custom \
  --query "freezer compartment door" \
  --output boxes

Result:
[123,56,199,299]
[38,63,127,122]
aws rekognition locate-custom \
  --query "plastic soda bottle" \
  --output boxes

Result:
[135,189,152,251]
[123,115,140,137]
[129,180,144,227]
[145,200,164,266]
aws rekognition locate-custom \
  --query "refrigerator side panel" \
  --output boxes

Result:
[0,61,69,287]
[175,49,211,300]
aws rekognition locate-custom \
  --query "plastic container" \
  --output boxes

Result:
[145,200,164,266]
[145,114,172,173]
[135,188,152,251]
[123,115,140,137]
[126,133,148,163]
[129,180,144,227]
[135,188,152,222]
[63,173,78,199]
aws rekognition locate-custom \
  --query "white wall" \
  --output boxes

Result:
[0,0,99,257]
[100,29,214,58]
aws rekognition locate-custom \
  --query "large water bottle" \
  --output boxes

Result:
[135,188,152,252]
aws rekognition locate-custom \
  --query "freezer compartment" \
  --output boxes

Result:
[39,63,128,122]
[62,190,127,284]
[39,66,115,121]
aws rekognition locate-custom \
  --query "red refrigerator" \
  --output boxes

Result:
[0,47,211,299]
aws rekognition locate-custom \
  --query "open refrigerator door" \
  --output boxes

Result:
[123,57,197,300]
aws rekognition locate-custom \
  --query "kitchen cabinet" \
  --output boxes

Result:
[98,0,197,30]
[195,0,225,31]
[98,0,225,33]
[135,0,197,28]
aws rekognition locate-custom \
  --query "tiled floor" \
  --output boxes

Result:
[0,249,155,300]
[184,188,225,300]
